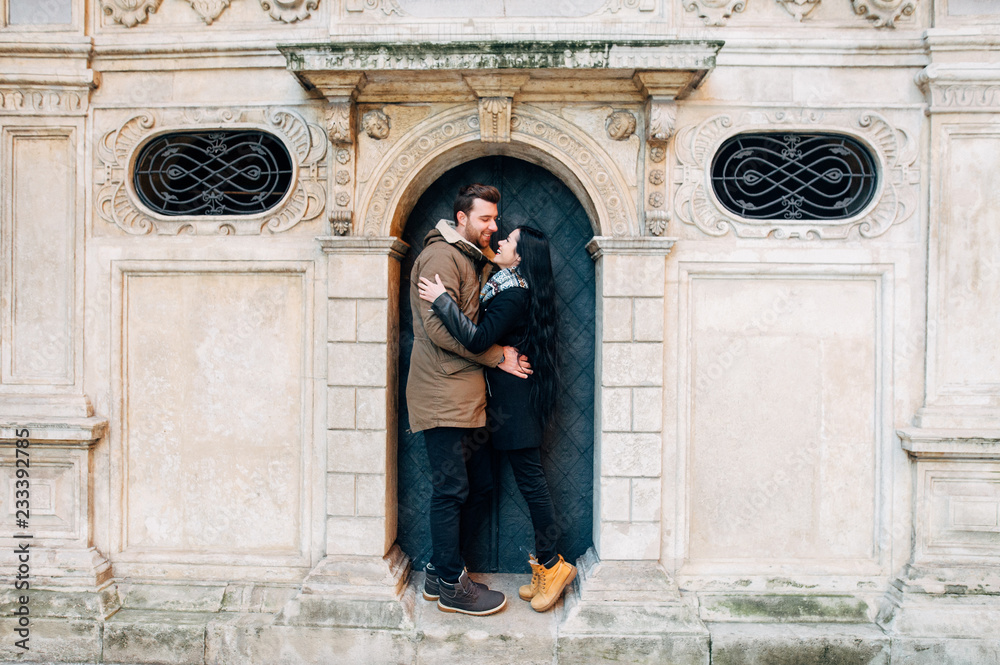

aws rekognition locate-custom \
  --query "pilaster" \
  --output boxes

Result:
[277,235,413,630]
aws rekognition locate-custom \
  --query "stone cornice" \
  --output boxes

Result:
[917,63,1000,112]
[586,236,677,260]
[0,418,108,447]
[281,39,721,102]
[899,428,1000,459]
[317,236,409,260]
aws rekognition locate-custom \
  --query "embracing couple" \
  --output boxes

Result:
[405,183,577,616]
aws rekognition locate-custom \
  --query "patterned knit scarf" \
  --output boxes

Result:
[480,266,528,304]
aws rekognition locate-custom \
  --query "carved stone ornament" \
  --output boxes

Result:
[344,0,402,14]
[648,100,677,145]
[360,103,636,237]
[362,109,391,140]
[101,0,162,26]
[330,211,352,236]
[851,0,916,27]
[327,101,353,145]
[776,0,820,20]
[682,0,748,26]
[479,97,512,144]
[96,108,327,235]
[598,0,657,12]
[260,0,319,22]
[183,0,232,24]
[649,145,666,163]
[916,67,1000,112]
[606,111,637,141]
[646,210,669,236]
[0,87,86,113]
[672,109,919,239]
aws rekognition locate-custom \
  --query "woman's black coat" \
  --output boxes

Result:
[431,287,543,450]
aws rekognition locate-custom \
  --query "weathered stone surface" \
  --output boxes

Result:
[890,637,1000,665]
[0,617,102,663]
[708,622,889,665]
[104,610,212,664]
[557,634,709,665]
[701,594,875,623]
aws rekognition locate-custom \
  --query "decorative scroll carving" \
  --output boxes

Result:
[183,0,231,24]
[606,111,637,141]
[362,109,391,140]
[0,87,86,113]
[327,101,353,145]
[359,104,636,237]
[646,210,669,236]
[344,0,402,14]
[776,0,820,20]
[672,109,919,239]
[682,0,747,26]
[478,97,512,143]
[851,0,916,27]
[100,0,162,26]
[260,0,319,22]
[96,108,327,235]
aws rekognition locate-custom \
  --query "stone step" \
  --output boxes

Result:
[707,622,890,665]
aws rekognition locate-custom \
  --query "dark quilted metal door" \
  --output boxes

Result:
[396,156,595,573]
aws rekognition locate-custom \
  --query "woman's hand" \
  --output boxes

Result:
[418,274,447,303]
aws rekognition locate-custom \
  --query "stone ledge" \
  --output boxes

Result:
[898,428,1000,459]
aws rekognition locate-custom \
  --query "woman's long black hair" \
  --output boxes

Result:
[512,225,560,428]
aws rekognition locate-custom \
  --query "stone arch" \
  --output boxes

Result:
[356,102,639,238]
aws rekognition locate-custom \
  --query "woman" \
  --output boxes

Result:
[418,225,577,613]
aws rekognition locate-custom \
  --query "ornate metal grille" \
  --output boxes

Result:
[711,133,878,221]
[133,131,294,216]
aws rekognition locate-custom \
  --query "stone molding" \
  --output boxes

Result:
[343,0,658,17]
[898,428,1000,459]
[0,70,96,115]
[95,107,327,235]
[917,64,1000,113]
[317,235,408,260]
[586,235,677,259]
[672,109,919,239]
[282,40,721,76]
[851,0,917,28]
[357,103,639,238]
[0,418,107,447]
[478,97,512,143]
[344,0,403,15]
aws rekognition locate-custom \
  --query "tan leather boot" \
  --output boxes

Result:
[530,555,577,612]
[518,556,542,601]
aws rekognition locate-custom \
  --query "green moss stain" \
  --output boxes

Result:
[717,595,869,621]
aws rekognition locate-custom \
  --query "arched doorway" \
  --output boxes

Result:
[396,156,595,573]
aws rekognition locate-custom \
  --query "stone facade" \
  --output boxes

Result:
[0,0,998,663]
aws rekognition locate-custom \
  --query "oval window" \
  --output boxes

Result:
[133,131,294,216]
[710,133,878,221]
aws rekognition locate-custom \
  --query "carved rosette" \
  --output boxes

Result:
[672,109,919,239]
[478,97,512,143]
[101,0,162,26]
[682,0,747,26]
[183,0,232,24]
[851,0,916,27]
[260,0,319,22]
[326,101,356,229]
[359,104,636,237]
[644,100,675,236]
[95,108,327,235]
[776,0,820,20]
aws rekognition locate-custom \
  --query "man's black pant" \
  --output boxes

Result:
[423,426,492,583]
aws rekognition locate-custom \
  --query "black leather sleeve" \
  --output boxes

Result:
[431,288,527,355]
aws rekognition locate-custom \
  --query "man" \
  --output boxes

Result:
[406,183,527,616]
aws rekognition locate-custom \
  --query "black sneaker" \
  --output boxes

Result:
[423,563,488,601]
[437,570,506,616]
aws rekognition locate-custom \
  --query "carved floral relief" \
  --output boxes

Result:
[851,0,916,27]
[95,108,327,235]
[260,0,319,22]
[183,0,232,24]
[672,109,919,239]
[100,0,162,26]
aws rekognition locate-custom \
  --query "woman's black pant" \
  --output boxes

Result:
[506,446,558,564]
